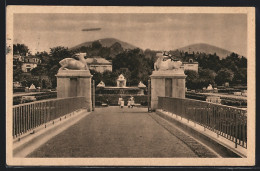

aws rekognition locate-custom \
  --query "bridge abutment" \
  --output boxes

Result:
[150,69,186,110]
[56,69,93,111]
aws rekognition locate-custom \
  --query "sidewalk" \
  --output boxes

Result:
[156,109,247,158]
[13,109,91,157]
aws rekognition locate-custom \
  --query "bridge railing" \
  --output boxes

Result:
[158,97,247,148]
[13,96,86,138]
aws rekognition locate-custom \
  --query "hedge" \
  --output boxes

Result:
[13,92,57,105]
[95,94,148,106]
[185,92,207,101]
[185,92,247,108]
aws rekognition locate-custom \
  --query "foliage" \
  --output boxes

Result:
[184,70,199,90]
[185,69,216,90]
[13,62,23,81]
[92,41,102,49]
[31,65,48,76]
[215,68,234,85]
[35,51,50,63]
[90,69,103,86]
[112,48,152,86]
[46,46,73,88]
[13,92,57,105]
[198,68,216,87]
[13,44,29,55]
[102,70,118,86]
[13,42,247,91]
[95,94,148,106]
[171,49,247,87]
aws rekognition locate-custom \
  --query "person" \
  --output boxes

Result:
[130,96,135,108]
[106,99,109,106]
[120,98,124,108]
[127,98,131,108]
[118,97,122,108]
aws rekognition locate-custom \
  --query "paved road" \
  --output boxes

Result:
[28,106,216,158]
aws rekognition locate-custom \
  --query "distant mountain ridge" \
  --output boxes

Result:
[174,43,242,59]
[70,38,138,50]
[71,38,243,59]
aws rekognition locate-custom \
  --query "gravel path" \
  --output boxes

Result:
[28,106,215,158]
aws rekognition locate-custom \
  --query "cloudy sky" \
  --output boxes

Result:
[14,13,247,56]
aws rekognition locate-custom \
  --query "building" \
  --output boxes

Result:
[182,58,199,72]
[86,57,112,73]
[13,54,23,62]
[21,56,41,73]
[96,74,146,96]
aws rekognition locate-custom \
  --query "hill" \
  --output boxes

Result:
[175,43,240,59]
[70,38,138,50]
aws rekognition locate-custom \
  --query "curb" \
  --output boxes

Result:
[156,110,246,158]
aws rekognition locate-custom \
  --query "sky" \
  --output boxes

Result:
[13,13,247,56]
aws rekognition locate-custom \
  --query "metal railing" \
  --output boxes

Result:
[13,96,87,138]
[158,97,247,148]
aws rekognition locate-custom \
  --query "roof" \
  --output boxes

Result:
[182,62,198,64]
[22,57,41,63]
[23,55,39,59]
[117,74,126,81]
[13,54,21,59]
[86,57,111,65]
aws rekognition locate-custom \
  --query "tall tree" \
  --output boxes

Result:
[46,46,73,88]
[215,68,234,86]
[184,70,199,90]
[13,44,29,55]
[199,68,216,85]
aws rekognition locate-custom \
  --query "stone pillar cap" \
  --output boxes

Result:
[150,70,186,78]
[56,69,92,77]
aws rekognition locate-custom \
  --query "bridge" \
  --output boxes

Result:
[12,96,247,158]
[11,58,247,161]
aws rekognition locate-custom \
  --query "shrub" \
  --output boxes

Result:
[95,94,148,106]
[13,92,57,105]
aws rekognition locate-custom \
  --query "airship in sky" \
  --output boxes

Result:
[81,28,101,31]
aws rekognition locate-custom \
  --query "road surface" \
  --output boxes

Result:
[28,106,217,158]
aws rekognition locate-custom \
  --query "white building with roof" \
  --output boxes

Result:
[86,57,112,73]
[21,56,41,72]
[182,58,199,72]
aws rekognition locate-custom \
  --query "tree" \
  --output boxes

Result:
[110,42,124,58]
[184,70,199,90]
[207,54,221,72]
[215,68,234,85]
[90,69,103,86]
[46,46,73,88]
[31,65,47,76]
[92,41,102,49]
[198,68,216,86]
[13,44,29,55]
[102,70,118,86]
[232,68,247,85]
[35,51,50,63]
[112,48,152,86]
[13,62,23,82]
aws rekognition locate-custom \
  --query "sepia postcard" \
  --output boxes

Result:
[6,6,255,166]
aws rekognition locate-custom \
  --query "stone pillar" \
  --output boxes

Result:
[150,69,186,110]
[56,69,93,111]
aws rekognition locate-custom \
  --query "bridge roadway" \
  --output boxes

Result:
[28,106,218,158]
